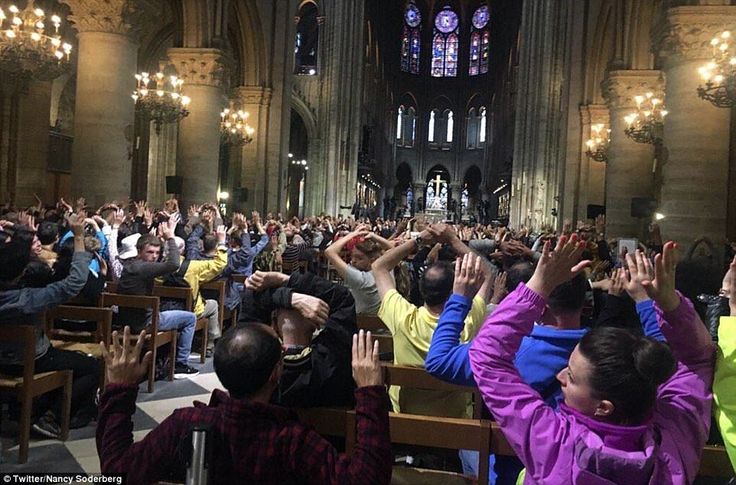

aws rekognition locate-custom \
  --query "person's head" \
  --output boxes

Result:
[547,273,587,315]
[351,239,383,271]
[505,260,534,292]
[420,261,455,307]
[136,234,162,263]
[557,327,675,425]
[0,228,33,288]
[18,260,53,288]
[202,233,218,254]
[229,229,243,249]
[37,221,59,246]
[214,324,284,399]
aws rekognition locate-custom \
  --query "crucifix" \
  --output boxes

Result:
[432,174,444,196]
[428,174,446,210]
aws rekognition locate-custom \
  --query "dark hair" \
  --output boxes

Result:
[420,261,455,306]
[506,260,534,293]
[214,324,282,399]
[228,229,244,247]
[547,274,587,313]
[0,228,33,285]
[37,221,59,245]
[354,239,383,260]
[578,327,675,425]
[136,234,162,251]
[19,260,53,288]
[202,233,218,253]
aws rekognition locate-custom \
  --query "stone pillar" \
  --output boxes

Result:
[66,0,140,206]
[233,86,272,212]
[602,71,663,239]
[15,81,53,206]
[652,6,736,245]
[578,104,608,215]
[168,48,227,206]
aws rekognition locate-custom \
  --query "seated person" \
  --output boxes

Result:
[469,238,714,483]
[0,215,100,435]
[324,224,393,315]
[117,220,198,378]
[239,270,357,407]
[96,326,391,485]
[714,256,736,469]
[371,224,491,418]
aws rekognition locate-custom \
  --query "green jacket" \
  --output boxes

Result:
[714,315,736,471]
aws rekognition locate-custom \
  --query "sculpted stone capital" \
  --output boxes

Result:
[167,48,229,88]
[602,70,665,110]
[233,86,273,106]
[65,0,145,37]
[652,6,736,63]
[580,104,609,126]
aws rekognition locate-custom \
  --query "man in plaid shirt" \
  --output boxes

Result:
[96,325,391,485]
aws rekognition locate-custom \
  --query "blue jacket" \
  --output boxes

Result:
[425,294,664,403]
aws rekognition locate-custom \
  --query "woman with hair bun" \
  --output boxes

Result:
[469,237,715,484]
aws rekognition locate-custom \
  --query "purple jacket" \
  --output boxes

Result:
[469,283,715,484]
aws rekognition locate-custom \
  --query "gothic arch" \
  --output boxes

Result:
[584,1,616,102]
[290,92,319,143]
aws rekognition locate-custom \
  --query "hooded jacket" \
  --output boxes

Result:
[469,283,714,484]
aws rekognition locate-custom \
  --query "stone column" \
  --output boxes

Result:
[66,0,140,206]
[652,6,736,245]
[233,86,272,212]
[15,81,53,206]
[578,104,609,215]
[602,71,663,239]
[168,48,227,206]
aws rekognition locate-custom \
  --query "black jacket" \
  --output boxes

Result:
[239,271,357,407]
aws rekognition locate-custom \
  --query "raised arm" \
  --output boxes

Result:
[371,229,432,300]
[324,225,368,277]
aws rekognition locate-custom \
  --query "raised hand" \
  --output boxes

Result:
[491,271,508,305]
[608,268,626,297]
[292,293,330,327]
[527,234,590,299]
[66,213,85,237]
[624,250,653,302]
[216,224,227,243]
[453,253,484,300]
[352,330,382,388]
[640,241,680,312]
[100,326,153,386]
[160,219,176,240]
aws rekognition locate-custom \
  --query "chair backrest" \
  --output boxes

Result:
[0,325,36,384]
[100,292,160,333]
[699,444,733,478]
[356,314,388,332]
[105,281,119,293]
[153,285,194,311]
[45,305,113,343]
[231,274,247,284]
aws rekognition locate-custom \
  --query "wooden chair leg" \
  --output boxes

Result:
[168,333,177,381]
[17,394,31,464]
[200,324,207,364]
[59,372,71,441]
[147,340,157,393]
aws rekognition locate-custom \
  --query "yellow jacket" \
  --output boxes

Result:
[714,315,736,471]
[182,247,228,316]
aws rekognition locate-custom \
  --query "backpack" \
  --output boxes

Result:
[160,259,191,311]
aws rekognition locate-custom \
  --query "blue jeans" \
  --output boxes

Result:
[158,310,196,365]
[459,450,524,485]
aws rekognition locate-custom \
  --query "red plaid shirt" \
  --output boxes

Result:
[96,383,391,485]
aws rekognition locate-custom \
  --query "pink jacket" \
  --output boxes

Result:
[469,283,715,484]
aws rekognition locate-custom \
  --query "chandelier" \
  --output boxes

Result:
[220,103,255,146]
[585,123,610,162]
[0,0,72,81]
[697,31,736,108]
[132,71,190,134]
[623,92,667,145]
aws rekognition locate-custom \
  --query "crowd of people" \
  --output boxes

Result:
[1,194,736,484]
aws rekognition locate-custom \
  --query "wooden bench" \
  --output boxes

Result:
[357,314,394,358]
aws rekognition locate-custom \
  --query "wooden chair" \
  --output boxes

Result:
[45,305,113,388]
[100,292,176,392]
[357,314,394,358]
[201,279,229,332]
[698,444,734,478]
[0,325,72,463]
[152,285,208,364]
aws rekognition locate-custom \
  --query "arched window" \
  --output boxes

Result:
[431,6,459,77]
[397,105,417,147]
[294,2,319,75]
[397,106,404,140]
[428,110,436,142]
[445,109,454,142]
[466,105,487,149]
[401,3,422,74]
[469,5,490,76]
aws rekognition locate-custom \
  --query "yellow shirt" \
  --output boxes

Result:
[183,247,228,315]
[378,289,487,418]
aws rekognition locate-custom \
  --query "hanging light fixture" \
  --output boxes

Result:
[0,0,73,81]
[220,102,255,146]
[697,31,736,108]
[585,123,610,162]
[132,70,190,133]
[623,92,667,145]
